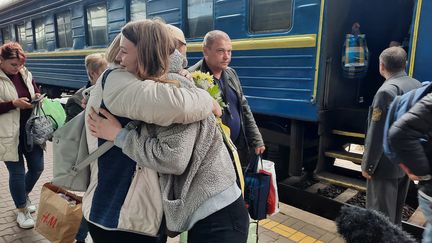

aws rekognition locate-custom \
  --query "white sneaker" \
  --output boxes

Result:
[26,197,36,213]
[17,210,35,229]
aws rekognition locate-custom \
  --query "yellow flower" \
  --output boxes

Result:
[191,70,227,109]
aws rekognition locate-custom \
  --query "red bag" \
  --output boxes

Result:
[258,158,279,216]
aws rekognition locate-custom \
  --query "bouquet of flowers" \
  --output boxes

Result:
[191,70,227,109]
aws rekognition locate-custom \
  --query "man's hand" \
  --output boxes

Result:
[212,99,222,117]
[12,97,32,109]
[399,163,420,181]
[255,146,266,155]
[352,22,361,35]
[389,41,401,47]
[362,170,372,180]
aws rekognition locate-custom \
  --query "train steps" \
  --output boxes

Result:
[316,171,365,191]
[324,150,362,164]
[331,129,365,139]
[318,128,366,191]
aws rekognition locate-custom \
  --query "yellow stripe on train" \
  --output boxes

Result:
[188,34,317,52]
[26,48,107,57]
[26,34,317,57]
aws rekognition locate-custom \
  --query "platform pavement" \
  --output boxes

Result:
[0,142,345,243]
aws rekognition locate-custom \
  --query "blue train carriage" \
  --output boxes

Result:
[0,0,148,97]
[0,0,430,189]
[186,0,432,189]
[185,0,431,190]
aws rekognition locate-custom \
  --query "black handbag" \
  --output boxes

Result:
[244,155,271,220]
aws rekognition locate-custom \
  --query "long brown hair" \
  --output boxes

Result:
[121,19,175,81]
[105,34,121,64]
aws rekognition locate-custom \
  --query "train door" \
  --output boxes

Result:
[316,0,416,187]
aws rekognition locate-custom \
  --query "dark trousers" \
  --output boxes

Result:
[188,196,249,243]
[88,222,158,243]
[366,175,410,225]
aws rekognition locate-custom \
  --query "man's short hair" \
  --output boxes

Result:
[379,47,407,73]
[203,30,230,48]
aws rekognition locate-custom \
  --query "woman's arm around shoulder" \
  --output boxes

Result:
[103,69,213,126]
[116,122,199,175]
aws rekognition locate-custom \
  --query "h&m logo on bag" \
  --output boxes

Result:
[40,212,58,228]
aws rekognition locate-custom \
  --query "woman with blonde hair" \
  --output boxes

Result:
[87,19,249,242]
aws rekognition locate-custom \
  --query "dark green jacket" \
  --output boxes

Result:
[189,59,264,162]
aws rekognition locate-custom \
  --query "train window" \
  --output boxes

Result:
[249,0,293,33]
[186,0,213,38]
[1,27,11,43]
[56,12,72,48]
[86,4,108,46]
[130,0,146,21]
[33,18,46,50]
[16,24,26,44]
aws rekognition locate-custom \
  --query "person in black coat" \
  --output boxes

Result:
[388,92,432,242]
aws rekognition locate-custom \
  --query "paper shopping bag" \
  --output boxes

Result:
[35,183,83,243]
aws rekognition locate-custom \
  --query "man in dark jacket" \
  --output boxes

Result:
[188,30,265,165]
[362,46,421,224]
[388,92,432,241]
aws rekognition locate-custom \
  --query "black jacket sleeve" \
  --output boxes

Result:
[388,93,432,176]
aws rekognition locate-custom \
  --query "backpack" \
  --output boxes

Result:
[51,69,138,191]
[383,81,432,163]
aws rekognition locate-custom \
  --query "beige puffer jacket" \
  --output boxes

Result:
[0,67,35,161]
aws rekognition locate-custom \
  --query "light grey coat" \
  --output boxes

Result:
[115,51,240,232]
[117,114,239,232]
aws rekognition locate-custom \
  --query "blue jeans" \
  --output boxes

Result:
[4,133,44,209]
[75,217,89,242]
[418,193,432,243]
